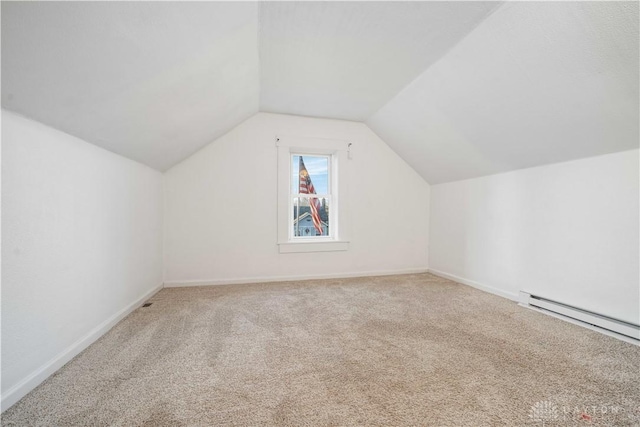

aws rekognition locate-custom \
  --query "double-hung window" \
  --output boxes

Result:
[291,154,331,239]
[277,136,349,253]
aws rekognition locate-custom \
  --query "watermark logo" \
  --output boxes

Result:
[529,401,559,423]
[528,401,636,424]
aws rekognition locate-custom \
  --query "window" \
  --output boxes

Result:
[277,136,349,253]
[292,154,331,239]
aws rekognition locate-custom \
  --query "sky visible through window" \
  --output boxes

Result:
[292,155,328,194]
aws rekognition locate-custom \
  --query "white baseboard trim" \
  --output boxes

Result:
[164,268,429,288]
[427,268,519,302]
[1,283,164,412]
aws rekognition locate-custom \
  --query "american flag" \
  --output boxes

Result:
[299,157,324,235]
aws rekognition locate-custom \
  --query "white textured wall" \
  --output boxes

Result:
[164,113,429,284]
[1,111,163,406]
[429,150,640,325]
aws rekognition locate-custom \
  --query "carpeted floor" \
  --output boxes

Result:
[2,273,639,426]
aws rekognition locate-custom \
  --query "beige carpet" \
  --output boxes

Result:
[2,273,639,426]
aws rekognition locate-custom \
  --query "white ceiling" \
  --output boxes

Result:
[367,1,639,184]
[2,2,638,183]
[2,2,260,171]
[259,2,500,120]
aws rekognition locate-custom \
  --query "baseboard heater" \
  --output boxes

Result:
[519,292,640,341]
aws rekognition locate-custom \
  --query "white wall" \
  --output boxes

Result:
[1,111,164,409]
[164,112,429,284]
[429,150,639,325]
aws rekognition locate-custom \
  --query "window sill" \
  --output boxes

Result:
[278,241,349,253]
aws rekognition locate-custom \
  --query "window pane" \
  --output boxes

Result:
[292,155,329,195]
[292,197,330,237]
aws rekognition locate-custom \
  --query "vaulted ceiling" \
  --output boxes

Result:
[2,1,638,183]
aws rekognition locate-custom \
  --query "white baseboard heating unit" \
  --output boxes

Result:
[519,292,640,341]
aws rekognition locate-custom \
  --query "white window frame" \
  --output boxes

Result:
[277,135,349,253]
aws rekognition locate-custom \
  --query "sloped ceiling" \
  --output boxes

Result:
[1,2,260,171]
[2,1,638,183]
[367,1,640,184]
[258,2,500,120]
